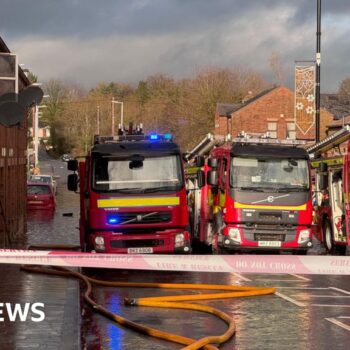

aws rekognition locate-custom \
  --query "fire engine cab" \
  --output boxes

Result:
[186,133,313,254]
[67,124,190,254]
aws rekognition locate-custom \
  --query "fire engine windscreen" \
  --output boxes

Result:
[230,157,309,190]
[93,155,183,192]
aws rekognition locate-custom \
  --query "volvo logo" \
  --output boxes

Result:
[252,194,290,204]
[136,215,143,222]
[267,196,274,203]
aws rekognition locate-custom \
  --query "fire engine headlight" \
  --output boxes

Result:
[94,236,105,251]
[298,229,311,244]
[175,233,185,248]
[228,228,241,243]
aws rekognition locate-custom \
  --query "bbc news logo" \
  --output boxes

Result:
[0,303,45,322]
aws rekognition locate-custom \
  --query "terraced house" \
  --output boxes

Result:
[0,36,30,246]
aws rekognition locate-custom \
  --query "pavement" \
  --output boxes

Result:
[0,261,80,350]
[0,155,81,350]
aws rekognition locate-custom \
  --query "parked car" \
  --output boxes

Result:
[27,182,56,211]
[29,174,57,194]
[62,154,73,162]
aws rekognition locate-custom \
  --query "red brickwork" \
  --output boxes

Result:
[215,86,333,141]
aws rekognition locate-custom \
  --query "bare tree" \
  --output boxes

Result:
[338,77,350,96]
[269,52,285,85]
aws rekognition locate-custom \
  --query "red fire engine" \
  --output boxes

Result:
[308,126,350,255]
[67,125,190,254]
[186,134,313,254]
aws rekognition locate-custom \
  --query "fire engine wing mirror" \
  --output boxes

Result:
[67,173,78,192]
[195,156,205,167]
[319,174,328,191]
[207,170,218,186]
[67,159,78,171]
[197,170,205,188]
[129,154,145,169]
[320,162,328,172]
[208,157,218,169]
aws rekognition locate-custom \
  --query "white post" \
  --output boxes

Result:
[97,105,100,134]
[111,97,115,136]
[120,101,124,126]
[34,104,39,167]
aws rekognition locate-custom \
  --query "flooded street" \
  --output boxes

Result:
[24,159,350,350]
[27,159,80,248]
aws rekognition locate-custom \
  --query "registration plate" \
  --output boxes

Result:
[258,241,281,247]
[28,200,44,204]
[127,247,153,254]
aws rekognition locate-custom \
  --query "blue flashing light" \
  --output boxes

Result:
[149,134,159,140]
[163,133,172,140]
[107,216,119,224]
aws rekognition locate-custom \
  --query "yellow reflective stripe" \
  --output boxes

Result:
[97,197,180,208]
[234,202,306,211]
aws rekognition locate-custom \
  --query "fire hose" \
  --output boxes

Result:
[21,245,275,350]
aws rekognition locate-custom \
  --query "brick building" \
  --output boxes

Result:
[0,36,30,246]
[215,86,334,141]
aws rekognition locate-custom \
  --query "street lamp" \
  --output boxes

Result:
[31,90,49,168]
[111,98,124,136]
[33,104,47,167]
[97,105,100,135]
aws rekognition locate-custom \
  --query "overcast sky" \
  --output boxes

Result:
[1,0,349,92]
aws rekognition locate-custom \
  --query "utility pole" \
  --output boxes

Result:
[111,97,115,136]
[315,0,321,142]
[97,105,100,134]
[34,104,39,167]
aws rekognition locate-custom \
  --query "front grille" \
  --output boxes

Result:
[243,225,296,242]
[110,239,164,248]
[108,211,171,225]
[254,233,285,241]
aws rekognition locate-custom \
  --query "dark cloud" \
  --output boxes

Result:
[1,0,349,92]
[0,0,320,38]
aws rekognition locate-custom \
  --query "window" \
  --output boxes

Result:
[287,123,296,139]
[267,122,277,139]
[230,157,310,190]
[93,154,183,192]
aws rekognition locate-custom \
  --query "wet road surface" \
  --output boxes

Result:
[22,158,350,349]
[81,269,350,350]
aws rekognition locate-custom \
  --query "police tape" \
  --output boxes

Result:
[0,249,349,275]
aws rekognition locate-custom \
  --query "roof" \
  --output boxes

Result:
[217,86,279,117]
[321,93,350,119]
[327,115,350,129]
[216,103,241,117]
[92,141,181,155]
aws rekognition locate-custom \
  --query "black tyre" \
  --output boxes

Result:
[323,219,346,255]
[323,218,334,254]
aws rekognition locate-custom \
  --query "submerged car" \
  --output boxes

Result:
[29,174,57,194]
[27,182,56,211]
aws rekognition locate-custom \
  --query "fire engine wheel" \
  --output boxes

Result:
[323,219,347,255]
[324,218,334,254]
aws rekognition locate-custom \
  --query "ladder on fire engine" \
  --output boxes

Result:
[307,125,350,157]
[184,134,228,162]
